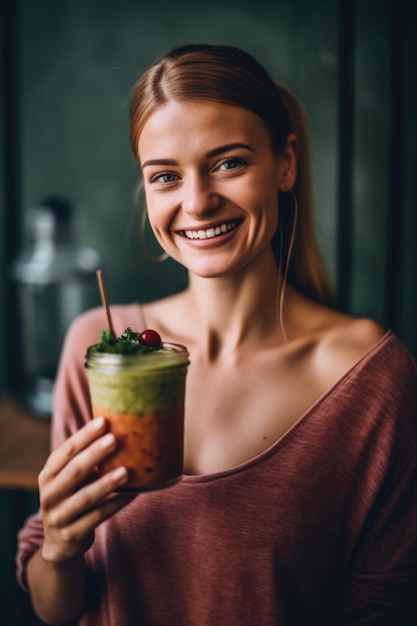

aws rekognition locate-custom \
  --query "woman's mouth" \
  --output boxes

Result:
[179,221,240,240]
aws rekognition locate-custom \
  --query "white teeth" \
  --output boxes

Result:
[184,222,236,240]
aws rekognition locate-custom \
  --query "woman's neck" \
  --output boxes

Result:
[186,249,289,361]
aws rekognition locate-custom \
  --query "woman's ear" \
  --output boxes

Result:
[279,133,298,191]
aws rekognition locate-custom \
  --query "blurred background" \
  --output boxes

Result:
[0,0,416,623]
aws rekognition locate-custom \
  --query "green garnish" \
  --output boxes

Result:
[88,327,161,356]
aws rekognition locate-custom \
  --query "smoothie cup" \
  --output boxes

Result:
[85,343,189,491]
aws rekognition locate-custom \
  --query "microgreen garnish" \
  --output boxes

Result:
[88,327,162,355]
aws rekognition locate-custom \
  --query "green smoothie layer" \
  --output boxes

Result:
[85,328,189,413]
[86,363,187,413]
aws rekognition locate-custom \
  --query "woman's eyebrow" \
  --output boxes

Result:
[141,143,254,169]
[141,158,177,168]
[205,143,255,158]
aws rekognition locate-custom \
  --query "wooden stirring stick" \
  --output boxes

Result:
[96,269,116,340]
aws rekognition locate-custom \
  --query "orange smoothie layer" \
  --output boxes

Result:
[92,405,184,489]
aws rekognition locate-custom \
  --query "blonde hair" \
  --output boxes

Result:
[129,44,335,306]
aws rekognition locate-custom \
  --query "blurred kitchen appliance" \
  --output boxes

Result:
[9,196,101,418]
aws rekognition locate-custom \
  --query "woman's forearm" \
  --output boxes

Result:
[26,547,86,625]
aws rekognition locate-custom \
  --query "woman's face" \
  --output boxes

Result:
[137,100,296,278]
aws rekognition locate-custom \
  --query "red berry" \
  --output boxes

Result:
[139,329,162,347]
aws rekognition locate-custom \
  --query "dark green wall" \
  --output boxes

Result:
[2,0,343,398]
[2,0,414,399]
[19,0,315,306]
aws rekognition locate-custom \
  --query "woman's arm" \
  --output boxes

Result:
[18,306,145,623]
[338,450,417,624]
[26,550,85,626]
[25,417,130,625]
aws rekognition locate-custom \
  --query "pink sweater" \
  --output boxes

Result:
[17,306,417,625]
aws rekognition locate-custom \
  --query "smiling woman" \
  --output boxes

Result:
[16,44,417,626]
[132,46,334,305]
[138,100,289,278]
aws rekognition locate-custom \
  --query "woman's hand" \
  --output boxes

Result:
[38,417,130,565]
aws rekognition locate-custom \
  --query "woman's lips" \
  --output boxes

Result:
[178,220,241,241]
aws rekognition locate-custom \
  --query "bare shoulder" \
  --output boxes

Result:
[291,290,386,368]
[323,316,386,357]
[314,314,387,385]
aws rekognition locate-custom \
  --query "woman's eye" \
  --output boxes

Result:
[217,157,245,171]
[150,172,179,184]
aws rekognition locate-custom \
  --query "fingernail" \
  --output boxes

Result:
[112,466,128,480]
[100,433,116,449]
[92,417,105,429]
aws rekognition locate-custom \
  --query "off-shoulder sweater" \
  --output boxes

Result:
[16,305,417,625]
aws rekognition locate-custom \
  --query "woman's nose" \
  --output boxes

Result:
[182,175,220,217]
